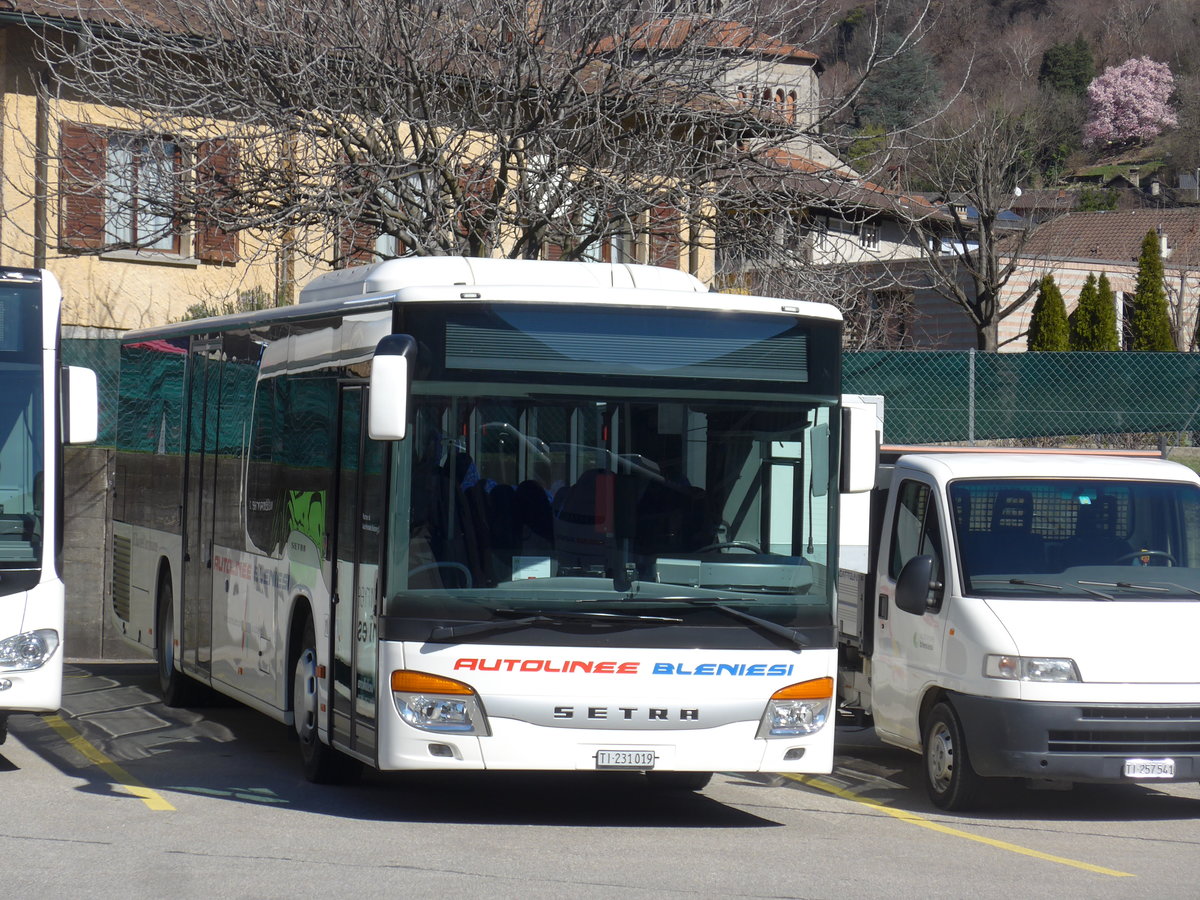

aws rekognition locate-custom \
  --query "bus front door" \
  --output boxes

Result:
[182,340,221,682]
[331,386,382,762]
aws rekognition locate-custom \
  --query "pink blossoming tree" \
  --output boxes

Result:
[1084,57,1178,147]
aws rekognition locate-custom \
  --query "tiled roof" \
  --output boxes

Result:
[1019,208,1200,268]
[602,18,820,65]
[744,147,940,218]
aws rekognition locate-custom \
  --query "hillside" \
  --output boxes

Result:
[808,0,1200,193]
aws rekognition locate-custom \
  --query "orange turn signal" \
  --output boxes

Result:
[391,670,475,695]
[770,677,834,701]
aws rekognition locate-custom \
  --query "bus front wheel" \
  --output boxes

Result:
[292,614,359,784]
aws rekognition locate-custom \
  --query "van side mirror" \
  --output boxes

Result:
[63,365,98,445]
[895,555,941,615]
[368,335,417,440]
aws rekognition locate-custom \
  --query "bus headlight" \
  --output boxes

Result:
[985,655,1080,682]
[0,629,59,671]
[756,677,833,738]
[391,670,491,736]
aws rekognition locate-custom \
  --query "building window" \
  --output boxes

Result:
[105,135,181,252]
[59,122,238,262]
[859,221,879,250]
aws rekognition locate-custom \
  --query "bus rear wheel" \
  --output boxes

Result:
[156,574,201,707]
[293,614,359,784]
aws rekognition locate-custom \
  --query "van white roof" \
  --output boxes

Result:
[897,452,1200,486]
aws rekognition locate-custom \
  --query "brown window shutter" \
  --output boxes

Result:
[59,122,107,251]
[457,165,495,238]
[542,239,563,261]
[649,204,680,269]
[337,220,378,268]
[194,139,240,264]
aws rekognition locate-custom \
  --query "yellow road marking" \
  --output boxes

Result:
[786,774,1133,878]
[42,714,174,811]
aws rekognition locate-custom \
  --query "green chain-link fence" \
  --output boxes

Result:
[65,338,1200,449]
[64,338,120,446]
[844,350,1200,446]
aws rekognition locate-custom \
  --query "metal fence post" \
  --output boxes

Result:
[968,349,976,446]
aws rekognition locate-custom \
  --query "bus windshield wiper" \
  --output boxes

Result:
[612,595,807,649]
[428,609,682,643]
[974,578,1114,600]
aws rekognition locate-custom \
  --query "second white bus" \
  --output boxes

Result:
[0,267,97,742]
[111,257,845,784]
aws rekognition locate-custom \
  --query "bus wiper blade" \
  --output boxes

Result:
[633,597,808,649]
[428,609,682,643]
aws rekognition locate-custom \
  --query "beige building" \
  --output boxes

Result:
[1,11,305,331]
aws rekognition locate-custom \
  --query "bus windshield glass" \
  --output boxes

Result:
[0,282,43,569]
[384,303,840,633]
[950,478,1200,598]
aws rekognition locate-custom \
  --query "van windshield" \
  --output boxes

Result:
[949,478,1200,598]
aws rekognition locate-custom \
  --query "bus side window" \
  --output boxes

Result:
[246,377,283,555]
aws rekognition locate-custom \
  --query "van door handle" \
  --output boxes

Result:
[878,594,889,620]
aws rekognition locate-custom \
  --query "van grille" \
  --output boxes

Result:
[1048,730,1200,754]
[1080,706,1200,721]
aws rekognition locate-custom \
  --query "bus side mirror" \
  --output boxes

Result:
[840,403,878,494]
[63,365,98,445]
[369,335,417,441]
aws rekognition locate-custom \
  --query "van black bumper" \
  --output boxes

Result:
[949,693,1200,783]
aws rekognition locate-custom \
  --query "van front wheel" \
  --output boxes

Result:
[923,702,986,811]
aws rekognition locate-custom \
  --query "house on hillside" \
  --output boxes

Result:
[840,207,1200,351]
[997,207,1200,351]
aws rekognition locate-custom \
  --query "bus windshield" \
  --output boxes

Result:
[0,284,43,569]
[950,478,1200,598]
[384,304,840,633]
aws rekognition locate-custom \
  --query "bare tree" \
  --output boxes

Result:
[893,100,1048,351]
[14,0,927,286]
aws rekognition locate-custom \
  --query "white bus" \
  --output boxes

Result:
[111,257,846,784]
[0,267,97,743]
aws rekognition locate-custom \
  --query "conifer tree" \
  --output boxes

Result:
[1130,231,1176,351]
[1028,274,1070,350]
[1095,273,1121,350]
[1069,272,1120,350]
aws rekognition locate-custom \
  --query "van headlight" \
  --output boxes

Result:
[0,629,59,671]
[757,677,833,738]
[391,670,490,735]
[985,655,1080,682]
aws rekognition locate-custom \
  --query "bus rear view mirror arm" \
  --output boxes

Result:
[369,334,417,441]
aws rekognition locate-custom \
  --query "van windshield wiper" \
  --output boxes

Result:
[973,578,1115,600]
[1078,580,1175,596]
[428,609,682,643]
